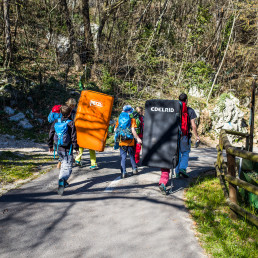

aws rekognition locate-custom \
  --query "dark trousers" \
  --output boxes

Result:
[120,146,137,173]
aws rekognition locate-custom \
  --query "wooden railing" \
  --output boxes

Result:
[215,129,258,226]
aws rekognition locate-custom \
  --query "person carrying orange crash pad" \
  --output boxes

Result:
[74,90,114,168]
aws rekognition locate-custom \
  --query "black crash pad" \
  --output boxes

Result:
[142,99,181,169]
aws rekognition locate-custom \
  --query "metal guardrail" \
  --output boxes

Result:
[216,129,258,226]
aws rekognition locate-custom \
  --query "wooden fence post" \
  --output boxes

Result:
[249,80,256,152]
[227,153,238,219]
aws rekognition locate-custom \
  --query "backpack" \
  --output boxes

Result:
[115,112,133,142]
[130,111,142,135]
[54,118,72,148]
[48,105,62,123]
[180,101,190,136]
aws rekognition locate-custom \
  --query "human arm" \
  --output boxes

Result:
[48,122,55,151]
[190,119,200,141]
[70,121,79,152]
[132,127,142,144]
[114,120,118,132]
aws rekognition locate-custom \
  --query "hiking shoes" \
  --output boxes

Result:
[90,165,98,169]
[133,168,139,175]
[75,160,82,166]
[179,169,189,178]
[64,180,70,188]
[159,183,167,195]
[121,172,127,179]
[58,179,65,195]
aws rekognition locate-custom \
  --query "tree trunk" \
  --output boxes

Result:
[81,0,94,64]
[3,0,12,68]
[60,0,82,71]
[95,0,128,57]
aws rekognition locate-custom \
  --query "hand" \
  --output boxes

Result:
[137,138,142,145]
[196,136,200,142]
[49,147,54,153]
[76,150,79,155]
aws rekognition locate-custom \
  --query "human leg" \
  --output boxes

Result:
[89,149,97,167]
[128,146,138,174]
[159,168,170,195]
[175,150,182,176]
[176,136,191,177]
[180,150,190,171]
[159,168,170,186]
[58,151,73,195]
[134,143,142,164]
[75,147,84,165]
[59,151,73,181]
[120,146,128,178]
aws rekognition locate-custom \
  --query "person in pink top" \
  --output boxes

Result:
[134,107,144,164]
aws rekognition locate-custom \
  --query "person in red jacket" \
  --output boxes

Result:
[134,107,144,164]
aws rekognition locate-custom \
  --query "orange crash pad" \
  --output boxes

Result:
[75,90,114,152]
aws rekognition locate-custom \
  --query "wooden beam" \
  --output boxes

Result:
[225,174,258,195]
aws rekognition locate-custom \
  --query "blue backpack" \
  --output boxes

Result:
[48,112,62,123]
[115,112,133,142]
[54,118,72,153]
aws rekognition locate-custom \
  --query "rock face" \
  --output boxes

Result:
[211,94,247,134]
[7,110,34,129]
[4,106,15,115]
[18,119,33,129]
[188,86,205,98]
[9,112,25,122]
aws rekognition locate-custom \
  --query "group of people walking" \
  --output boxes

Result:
[48,93,199,195]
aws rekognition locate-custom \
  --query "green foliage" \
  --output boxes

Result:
[130,0,137,11]
[185,175,258,257]
[183,61,213,91]
[101,69,120,94]
[140,23,153,40]
[123,81,138,94]
[219,15,234,53]
[188,6,212,44]
[118,20,129,34]
[84,82,99,92]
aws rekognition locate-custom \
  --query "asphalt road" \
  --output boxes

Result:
[0,147,218,258]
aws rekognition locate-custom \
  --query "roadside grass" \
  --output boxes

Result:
[0,151,53,184]
[185,174,258,257]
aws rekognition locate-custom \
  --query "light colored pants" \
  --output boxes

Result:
[75,147,97,166]
[58,151,73,180]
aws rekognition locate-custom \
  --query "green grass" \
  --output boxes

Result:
[185,174,258,257]
[0,151,52,184]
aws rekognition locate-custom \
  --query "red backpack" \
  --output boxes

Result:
[181,101,189,136]
[52,105,61,113]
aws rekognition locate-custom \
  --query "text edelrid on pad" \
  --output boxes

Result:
[150,107,174,112]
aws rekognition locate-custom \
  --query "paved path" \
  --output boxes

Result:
[0,147,217,258]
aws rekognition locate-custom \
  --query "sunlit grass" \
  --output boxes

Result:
[185,175,258,257]
[0,151,52,184]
